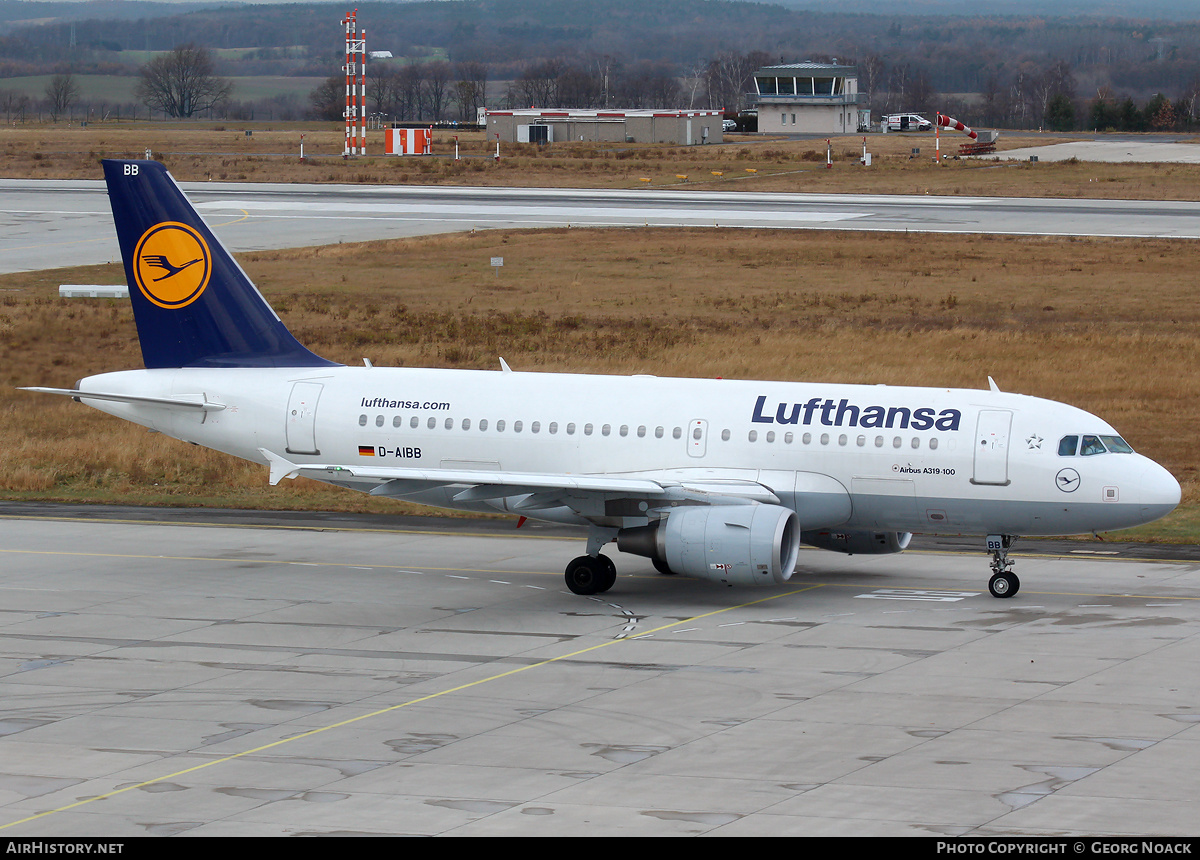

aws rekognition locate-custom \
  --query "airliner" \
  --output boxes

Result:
[24,160,1181,599]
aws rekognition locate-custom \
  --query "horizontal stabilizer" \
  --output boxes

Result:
[20,387,226,412]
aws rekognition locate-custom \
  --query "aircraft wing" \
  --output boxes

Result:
[257,448,779,509]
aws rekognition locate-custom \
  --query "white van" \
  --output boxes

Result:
[882,113,933,131]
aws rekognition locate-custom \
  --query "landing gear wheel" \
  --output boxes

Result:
[597,554,617,593]
[652,556,675,575]
[565,555,616,595]
[986,534,1019,599]
[988,571,1020,599]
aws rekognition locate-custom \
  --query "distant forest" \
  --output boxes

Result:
[1,0,1199,129]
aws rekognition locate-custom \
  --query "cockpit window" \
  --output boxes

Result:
[1100,435,1134,454]
[1058,435,1078,456]
[1080,435,1107,456]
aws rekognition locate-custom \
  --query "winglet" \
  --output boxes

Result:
[988,376,1001,393]
[258,448,300,485]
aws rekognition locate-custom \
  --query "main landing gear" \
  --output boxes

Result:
[986,534,1019,598]
[564,554,616,595]
[564,526,620,595]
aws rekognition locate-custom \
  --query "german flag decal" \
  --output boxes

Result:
[358,445,374,456]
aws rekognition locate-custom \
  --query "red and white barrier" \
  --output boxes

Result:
[385,128,433,156]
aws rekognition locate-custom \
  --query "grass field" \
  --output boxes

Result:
[3,122,1200,200]
[1,123,1197,541]
[1,227,1197,541]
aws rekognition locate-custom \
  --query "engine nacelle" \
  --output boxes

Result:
[618,504,800,586]
[802,529,912,555]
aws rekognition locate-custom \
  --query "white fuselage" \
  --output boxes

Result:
[76,365,1181,539]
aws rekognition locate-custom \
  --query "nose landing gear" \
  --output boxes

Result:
[986,534,1019,598]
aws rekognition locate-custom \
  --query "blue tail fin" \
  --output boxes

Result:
[103,159,338,369]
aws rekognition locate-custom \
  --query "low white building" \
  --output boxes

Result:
[482,109,724,145]
[752,63,867,134]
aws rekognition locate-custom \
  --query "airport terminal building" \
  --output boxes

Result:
[752,62,868,134]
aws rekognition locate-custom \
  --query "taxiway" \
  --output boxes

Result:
[1,507,1198,836]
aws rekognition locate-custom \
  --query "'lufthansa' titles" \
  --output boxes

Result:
[751,395,962,431]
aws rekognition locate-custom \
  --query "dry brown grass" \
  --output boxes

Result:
[2,227,1198,539]
[3,121,1199,200]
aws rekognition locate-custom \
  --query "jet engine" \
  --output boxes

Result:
[802,529,912,555]
[618,504,800,586]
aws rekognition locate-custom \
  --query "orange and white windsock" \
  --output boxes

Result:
[936,114,978,140]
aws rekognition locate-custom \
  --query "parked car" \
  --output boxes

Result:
[722,118,737,132]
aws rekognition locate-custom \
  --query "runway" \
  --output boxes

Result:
[5,179,1200,274]
[1,506,1198,836]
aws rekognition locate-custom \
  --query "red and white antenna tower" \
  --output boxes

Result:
[342,9,366,156]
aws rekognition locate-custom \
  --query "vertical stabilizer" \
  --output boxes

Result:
[103,159,338,369]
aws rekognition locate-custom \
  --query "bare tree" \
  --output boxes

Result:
[453,60,488,121]
[308,75,344,121]
[0,89,30,123]
[857,54,885,114]
[421,61,453,121]
[45,73,79,122]
[135,44,233,118]
[517,59,566,107]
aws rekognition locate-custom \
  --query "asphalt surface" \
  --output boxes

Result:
[2,499,1195,563]
[2,505,1199,836]
[6,178,1200,274]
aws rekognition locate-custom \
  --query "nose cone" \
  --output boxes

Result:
[1136,458,1181,523]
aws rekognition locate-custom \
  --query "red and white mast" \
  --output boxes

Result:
[343,10,366,156]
